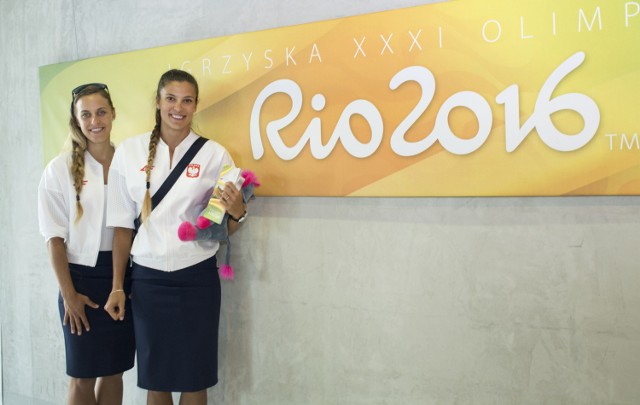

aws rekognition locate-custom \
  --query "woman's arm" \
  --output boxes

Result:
[103,227,133,321]
[221,181,246,236]
[47,237,98,335]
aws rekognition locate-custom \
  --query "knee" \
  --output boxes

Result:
[69,377,97,392]
[100,372,124,383]
[148,390,172,400]
[181,390,207,401]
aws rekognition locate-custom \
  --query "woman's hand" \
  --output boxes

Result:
[220,181,245,219]
[104,290,126,321]
[62,292,98,335]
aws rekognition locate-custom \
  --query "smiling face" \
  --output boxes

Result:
[156,81,198,136]
[73,93,116,146]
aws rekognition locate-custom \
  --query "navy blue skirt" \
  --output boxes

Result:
[58,251,135,378]
[131,256,220,392]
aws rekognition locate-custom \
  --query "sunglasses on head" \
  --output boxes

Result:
[71,83,109,97]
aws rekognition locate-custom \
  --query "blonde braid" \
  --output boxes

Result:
[140,112,161,223]
[70,140,86,223]
[67,84,114,225]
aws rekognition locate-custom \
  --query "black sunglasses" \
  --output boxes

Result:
[70,83,110,116]
[71,83,109,97]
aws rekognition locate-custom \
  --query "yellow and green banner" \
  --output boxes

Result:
[39,0,640,196]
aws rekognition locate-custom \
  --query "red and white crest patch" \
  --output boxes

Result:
[186,164,201,178]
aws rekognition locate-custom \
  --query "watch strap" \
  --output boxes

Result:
[229,210,247,223]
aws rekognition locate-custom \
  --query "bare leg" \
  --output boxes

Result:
[96,373,124,405]
[68,377,97,405]
[178,390,207,405]
[147,390,174,405]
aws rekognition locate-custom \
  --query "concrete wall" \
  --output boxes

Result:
[1,0,639,404]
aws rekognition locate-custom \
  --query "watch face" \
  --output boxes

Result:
[238,212,247,223]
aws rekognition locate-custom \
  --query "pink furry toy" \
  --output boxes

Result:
[178,169,260,280]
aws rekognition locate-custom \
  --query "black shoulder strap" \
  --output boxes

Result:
[151,136,208,210]
[136,136,208,228]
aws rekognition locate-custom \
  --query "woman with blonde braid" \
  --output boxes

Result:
[104,69,245,405]
[38,83,135,405]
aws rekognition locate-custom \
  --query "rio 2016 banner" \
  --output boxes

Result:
[39,0,640,196]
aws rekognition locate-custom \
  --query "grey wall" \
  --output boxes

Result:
[2,1,640,404]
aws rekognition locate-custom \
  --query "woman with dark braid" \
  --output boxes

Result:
[104,69,246,405]
[37,83,135,405]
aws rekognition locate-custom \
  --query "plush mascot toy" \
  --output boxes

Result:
[178,168,260,280]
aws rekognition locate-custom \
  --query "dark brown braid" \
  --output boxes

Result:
[140,69,200,224]
[140,109,161,222]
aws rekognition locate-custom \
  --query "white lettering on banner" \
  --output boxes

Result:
[286,47,297,66]
[482,20,502,42]
[309,44,322,63]
[243,53,253,71]
[353,30,443,59]
[202,58,212,75]
[579,7,603,32]
[521,16,534,39]
[249,80,383,160]
[264,49,274,69]
[496,51,599,152]
[478,6,638,44]
[222,55,232,74]
[168,5,637,76]
[250,52,600,160]
[606,133,640,150]
[172,45,324,74]
[380,34,394,55]
[390,67,492,156]
[627,2,640,27]
[353,37,367,58]
[409,30,423,52]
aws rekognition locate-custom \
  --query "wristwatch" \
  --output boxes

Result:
[229,210,247,223]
